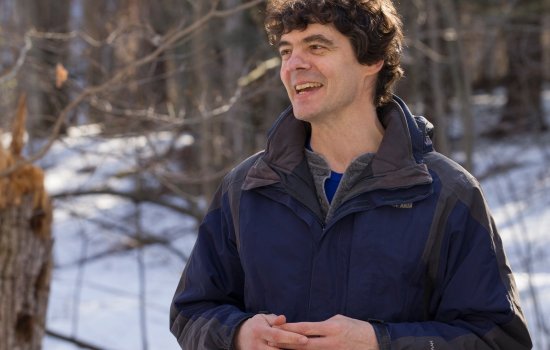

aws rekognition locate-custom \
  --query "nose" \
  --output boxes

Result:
[284,50,310,71]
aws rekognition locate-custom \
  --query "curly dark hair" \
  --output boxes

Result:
[265,0,404,106]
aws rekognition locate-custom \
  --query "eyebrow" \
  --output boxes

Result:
[278,34,336,49]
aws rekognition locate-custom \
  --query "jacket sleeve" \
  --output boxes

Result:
[170,182,253,349]
[373,185,532,350]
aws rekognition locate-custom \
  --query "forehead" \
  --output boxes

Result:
[279,23,344,45]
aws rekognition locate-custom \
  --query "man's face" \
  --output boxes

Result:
[278,23,381,124]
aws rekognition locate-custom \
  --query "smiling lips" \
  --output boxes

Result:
[295,82,323,95]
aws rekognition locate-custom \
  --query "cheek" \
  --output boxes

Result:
[279,68,289,86]
[280,72,294,96]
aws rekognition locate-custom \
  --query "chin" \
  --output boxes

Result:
[291,107,315,121]
[293,113,313,122]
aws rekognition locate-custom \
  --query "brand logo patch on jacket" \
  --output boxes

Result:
[393,203,413,209]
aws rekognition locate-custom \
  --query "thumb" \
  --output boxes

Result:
[272,314,287,326]
[264,314,287,326]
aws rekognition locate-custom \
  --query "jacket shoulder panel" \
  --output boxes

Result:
[423,151,481,201]
[223,151,265,191]
[423,151,494,238]
[222,151,265,251]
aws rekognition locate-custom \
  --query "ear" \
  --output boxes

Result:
[364,60,384,76]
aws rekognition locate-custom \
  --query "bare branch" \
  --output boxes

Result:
[404,38,448,64]
[0,0,266,178]
[51,188,201,219]
[28,28,103,47]
[0,35,32,85]
[238,57,281,87]
[45,329,108,350]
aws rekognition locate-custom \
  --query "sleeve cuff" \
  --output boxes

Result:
[370,320,391,350]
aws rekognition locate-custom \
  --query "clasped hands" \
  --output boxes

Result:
[235,313,380,350]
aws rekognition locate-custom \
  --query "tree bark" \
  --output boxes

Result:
[83,0,113,124]
[439,0,475,171]
[222,0,247,160]
[191,1,219,202]
[425,0,450,156]
[500,0,546,135]
[0,96,53,350]
[15,0,71,138]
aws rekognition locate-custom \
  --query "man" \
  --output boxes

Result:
[170,0,532,349]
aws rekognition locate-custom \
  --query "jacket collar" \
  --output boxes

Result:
[243,97,433,192]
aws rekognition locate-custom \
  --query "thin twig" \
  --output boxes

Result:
[135,199,149,350]
[0,36,32,84]
[51,188,200,218]
[45,329,109,350]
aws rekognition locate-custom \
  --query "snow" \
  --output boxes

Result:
[40,131,196,350]
[40,93,550,349]
[479,141,550,349]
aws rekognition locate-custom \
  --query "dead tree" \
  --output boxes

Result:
[0,95,53,350]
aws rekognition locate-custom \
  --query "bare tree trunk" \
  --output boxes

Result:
[439,0,475,171]
[425,0,450,156]
[190,2,218,202]
[396,0,424,113]
[83,0,113,124]
[545,9,550,81]
[16,0,71,138]
[113,0,147,107]
[0,96,53,350]
[500,0,546,135]
[222,0,247,160]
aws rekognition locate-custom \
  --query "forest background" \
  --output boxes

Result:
[0,0,549,349]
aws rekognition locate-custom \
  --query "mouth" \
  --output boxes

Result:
[294,82,324,95]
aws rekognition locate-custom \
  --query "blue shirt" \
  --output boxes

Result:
[324,171,343,203]
[305,138,343,204]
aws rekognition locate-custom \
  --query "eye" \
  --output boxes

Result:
[279,48,291,59]
[310,44,327,54]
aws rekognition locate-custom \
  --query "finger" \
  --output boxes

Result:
[278,321,329,337]
[267,341,304,349]
[265,343,284,350]
[262,327,309,346]
[296,336,331,349]
[267,336,329,350]
[264,314,287,327]
[272,314,287,326]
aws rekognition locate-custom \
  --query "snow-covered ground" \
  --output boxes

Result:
[40,128,196,350]
[40,92,550,350]
[473,131,550,349]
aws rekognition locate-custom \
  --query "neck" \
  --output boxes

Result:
[309,105,384,173]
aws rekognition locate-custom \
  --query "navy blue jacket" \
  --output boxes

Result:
[170,97,532,349]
